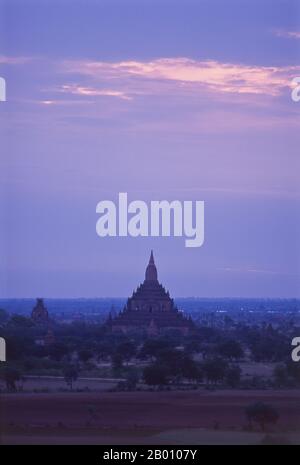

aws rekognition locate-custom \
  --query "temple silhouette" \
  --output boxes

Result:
[108,251,194,335]
[31,298,49,324]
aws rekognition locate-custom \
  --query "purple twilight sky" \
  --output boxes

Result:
[0,0,300,298]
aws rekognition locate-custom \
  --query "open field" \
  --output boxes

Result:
[1,389,300,444]
[0,376,121,393]
[4,429,300,445]
[0,360,277,393]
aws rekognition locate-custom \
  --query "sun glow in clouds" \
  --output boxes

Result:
[64,57,299,97]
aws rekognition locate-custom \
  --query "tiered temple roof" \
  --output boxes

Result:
[108,251,194,335]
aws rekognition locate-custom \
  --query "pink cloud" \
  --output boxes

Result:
[60,84,132,100]
[0,55,32,64]
[63,57,299,97]
[274,30,300,40]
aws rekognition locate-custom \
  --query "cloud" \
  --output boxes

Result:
[0,55,32,65]
[219,267,299,277]
[59,84,132,100]
[37,98,93,106]
[4,55,298,136]
[63,57,299,98]
[274,30,300,40]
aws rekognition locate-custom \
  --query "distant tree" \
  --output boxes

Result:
[8,315,33,328]
[225,365,241,388]
[198,342,215,360]
[250,338,272,362]
[224,315,234,328]
[4,335,30,361]
[250,336,289,363]
[112,352,124,371]
[63,365,78,390]
[31,344,47,358]
[143,364,168,388]
[78,349,93,363]
[195,326,221,343]
[285,360,300,386]
[202,357,228,384]
[218,340,244,361]
[117,369,139,391]
[183,336,202,355]
[125,369,139,390]
[157,348,183,377]
[116,341,136,363]
[96,342,112,361]
[245,402,279,431]
[138,339,170,360]
[48,342,69,361]
[3,367,21,392]
[273,363,289,387]
[181,357,203,383]
[0,309,9,325]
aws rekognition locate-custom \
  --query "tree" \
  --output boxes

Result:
[96,341,113,361]
[181,357,203,383]
[183,336,202,355]
[156,348,184,378]
[273,363,289,387]
[125,369,139,390]
[78,349,93,363]
[138,339,170,360]
[245,402,279,431]
[48,342,69,361]
[202,357,228,384]
[117,369,139,391]
[4,367,21,391]
[112,352,124,372]
[116,341,136,364]
[63,365,78,391]
[143,364,168,387]
[250,336,289,363]
[285,360,300,386]
[218,340,244,361]
[225,365,241,388]
[8,315,34,328]
[0,309,9,325]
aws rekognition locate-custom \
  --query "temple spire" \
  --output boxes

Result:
[145,250,158,282]
[149,250,154,265]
